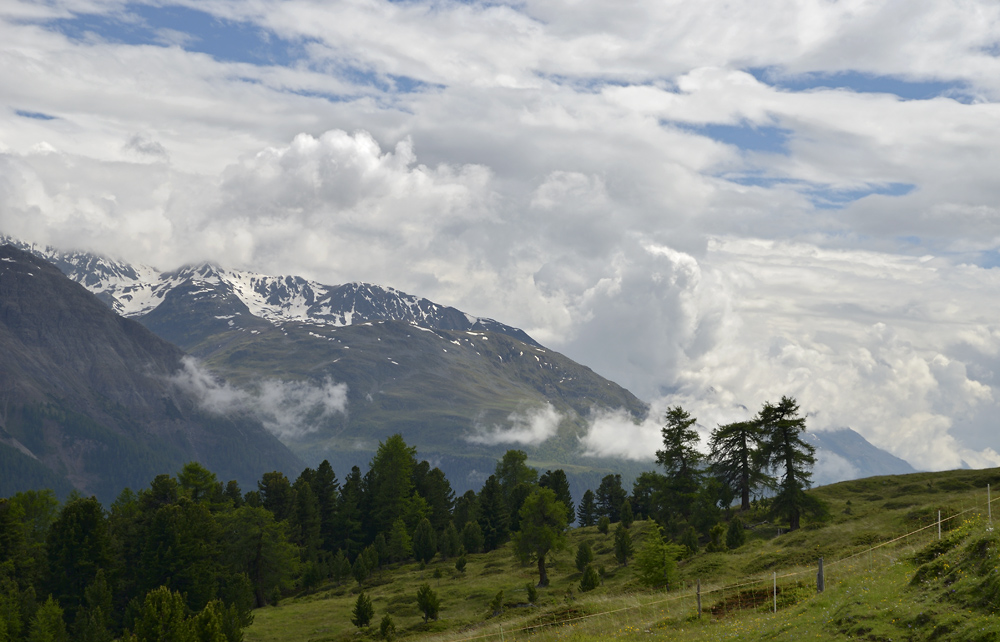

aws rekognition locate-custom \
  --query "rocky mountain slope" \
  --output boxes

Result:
[0,244,302,501]
[2,236,918,496]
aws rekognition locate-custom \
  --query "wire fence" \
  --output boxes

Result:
[436,485,999,642]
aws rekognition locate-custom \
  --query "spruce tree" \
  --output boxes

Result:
[412,518,437,564]
[477,476,509,551]
[351,592,374,628]
[576,490,597,527]
[575,541,594,572]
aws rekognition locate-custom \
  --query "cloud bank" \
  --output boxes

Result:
[466,404,564,446]
[171,357,348,440]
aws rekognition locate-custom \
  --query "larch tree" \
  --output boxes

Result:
[708,420,772,512]
[757,396,826,531]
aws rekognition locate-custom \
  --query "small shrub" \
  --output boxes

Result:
[380,614,396,641]
[525,583,538,604]
[579,565,600,592]
[489,590,504,616]
[575,541,594,572]
[433,568,443,579]
[455,555,467,573]
[416,583,440,622]
[597,516,611,535]
[726,517,746,550]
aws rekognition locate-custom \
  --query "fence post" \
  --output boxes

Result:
[696,578,701,618]
[817,557,824,593]
[990,484,993,524]
[938,510,942,540]
[773,572,777,613]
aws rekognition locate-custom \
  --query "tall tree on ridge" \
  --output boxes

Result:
[708,420,772,512]
[758,396,824,531]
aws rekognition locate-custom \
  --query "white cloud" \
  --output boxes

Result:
[170,356,348,439]
[466,403,564,446]
[3,0,1000,475]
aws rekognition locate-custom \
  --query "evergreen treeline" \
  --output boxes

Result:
[0,396,823,639]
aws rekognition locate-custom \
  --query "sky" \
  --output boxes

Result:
[2,0,1000,473]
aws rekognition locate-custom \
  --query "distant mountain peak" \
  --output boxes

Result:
[0,235,539,346]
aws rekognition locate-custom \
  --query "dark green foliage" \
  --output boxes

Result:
[379,613,396,641]
[45,496,112,623]
[513,488,568,587]
[455,555,467,573]
[352,555,369,586]
[709,420,771,512]
[495,450,538,509]
[705,523,727,553]
[331,550,351,584]
[351,592,374,628]
[681,526,699,555]
[507,482,533,533]
[634,527,683,589]
[439,522,461,559]
[388,518,412,562]
[258,472,294,523]
[477,476,509,552]
[461,521,484,554]
[726,517,746,549]
[758,397,826,531]
[630,473,662,521]
[412,463,455,534]
[415,583,440,622]
[576,490,597,527]
[217,506,298,608]
[365,435,419,540]
[30,595,68,642]
[575,541,594,572]
[290,479,321,559]
[526,583,537,604]
[73,569,113,642]
[452,491,478,532]
[596,475,627,522]
[579,565,600,592]
[412,518,437,564]
[613,523,633,566]
[334,467,364,559]
[620,500,634,529]
[539,470,575,525]
[489,590,504,616]
[597,516,610,535]
[131,586,188,642]
[656,406,704,526]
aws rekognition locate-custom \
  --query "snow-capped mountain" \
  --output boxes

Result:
[0,235,538,345]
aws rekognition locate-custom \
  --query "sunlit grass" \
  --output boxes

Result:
[247,467,1000,642]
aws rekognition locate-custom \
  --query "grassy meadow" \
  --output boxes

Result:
[248,467,1000,642]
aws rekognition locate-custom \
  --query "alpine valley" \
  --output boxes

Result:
[0,236,914,500]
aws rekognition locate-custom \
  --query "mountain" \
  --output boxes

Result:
[809,428,916,486]
[2,236,918,495]
[0,244,303,502]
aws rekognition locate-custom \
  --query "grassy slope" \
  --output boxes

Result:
[247,467,1000,642]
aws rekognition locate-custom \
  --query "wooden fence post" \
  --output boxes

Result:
[817,557,824,593]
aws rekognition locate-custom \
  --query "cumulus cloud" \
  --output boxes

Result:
[466,403,564,446]
[170,357,348,440]
[4,0,1000,476]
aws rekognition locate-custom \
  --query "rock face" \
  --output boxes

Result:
[0,245,302,502]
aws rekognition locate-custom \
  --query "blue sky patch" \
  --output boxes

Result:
[674,121,792,154]
[47,4,302,67]
[748,67,969,102]
[806,182,915,209]
[15,110,57,120]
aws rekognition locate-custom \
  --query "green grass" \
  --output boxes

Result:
[247,467,1000,642]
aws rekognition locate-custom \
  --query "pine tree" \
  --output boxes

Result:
[388,518,412,562]
[45,496,112,624]
[351,592,374,628]
[576,490,597,527]
[477,476,509,552]
[620,500,634,529]
[461,521,484,554]
[258,472,295,522]
[656,406,704,524]
[365,435,419,541]
[613,524,633,566]
[575,542,594,572]
[412,518,437,565]
[539,470,575,525]
[415,584,440,622]
[595,475,627,522]
[579,566,600,592]
[131,587,188,642]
